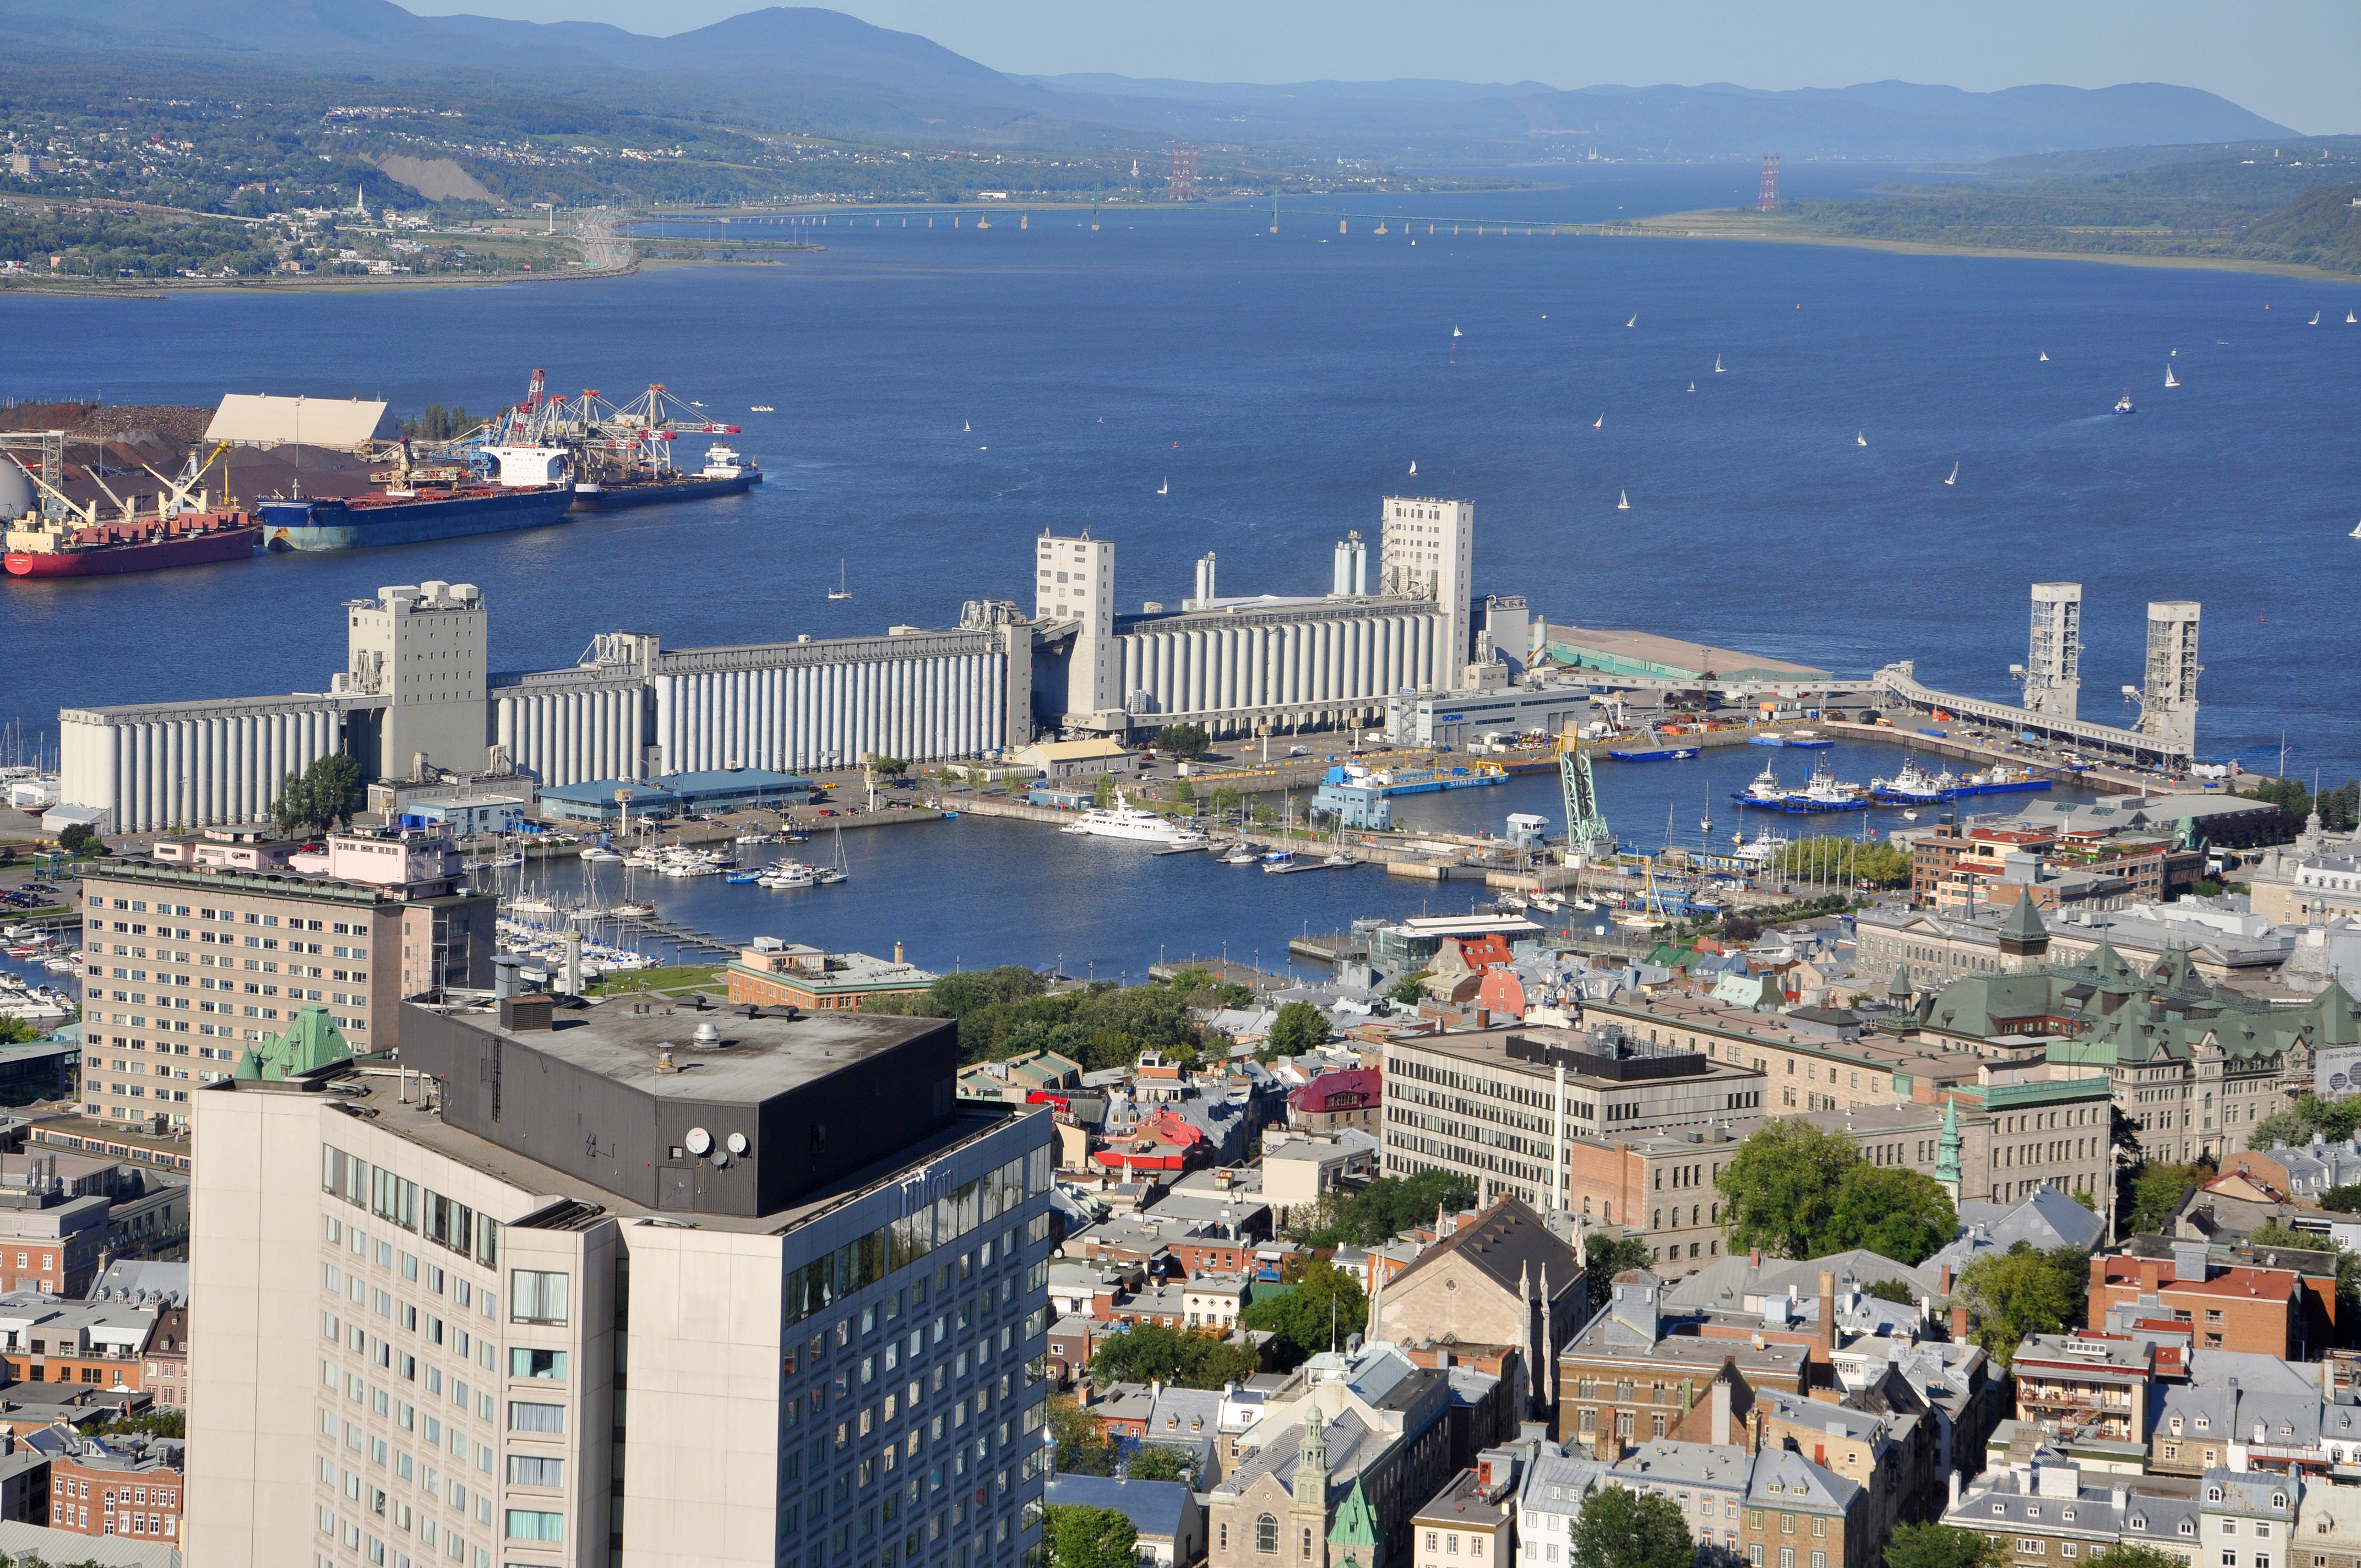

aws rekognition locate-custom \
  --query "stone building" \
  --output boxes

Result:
[1369,1197,1586,1423]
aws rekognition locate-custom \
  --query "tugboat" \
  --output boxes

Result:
[1731,763,1788,809]
[2113,389,2137,415]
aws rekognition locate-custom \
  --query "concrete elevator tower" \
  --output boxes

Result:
[2135,601,2201,760]
[2020,582,2083,720]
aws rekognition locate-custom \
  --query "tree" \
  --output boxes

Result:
[1386,971,1431,1005]
[55,821,97,856]
[273,751,365,835]
[1570,1484,1693,1568]
[1210,785,1241,821]
[1171,777,1195,803]
[2251,1092,2361,1151]
[1092,774,1117,808]
[2323,1184,2361,1214]
[2124,1160,2213,1234]
[1585,1233,1655,1311]
[1714,1121,1861,1260]
[0,1019,40,1048]
[1239,1260,1367,1369]
[2092,1546,2204,1568]
[1048,1395,1116,1476]
[1046,1505,1139,1568]
[1160,725,1211,760]
[1718,915,1761,943]
[1865,1278,1919,1307]
[1263,1001,1331,1059]
[1295,1167,1477,1248]
[1088,1323,1259,1390]
[1824,1164,1957,1265]
[1955,1242,2088,1367]
[1124,1444,1197,1485]
[868,755,909,776]
[1884,1522,2010,1568]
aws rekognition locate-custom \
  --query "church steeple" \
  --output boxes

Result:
[1934,1097,1962,1205]
[1292,1418,1328,1512]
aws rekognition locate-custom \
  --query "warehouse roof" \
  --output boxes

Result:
[206,394,400,448]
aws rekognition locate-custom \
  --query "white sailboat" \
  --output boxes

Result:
[1856,432,1867,447]
[1156,477,1168,495]
[1615,491,1630,511]
[2038,350,2049,362]
[828,559,851,600]
[1944,461,1958,486]
[1626,313,1637,328]
[1592,413,1603,429]
[1713,354,1725,372]
[1452,325,1462,339]
[2348,310,2357,324]
[962,419,971,432]
[2164,364,2180,388]
[1408,460,1417,476]
[2349,521,2361,540]
[1686,382,1695,392]
[2310,312,2321,325]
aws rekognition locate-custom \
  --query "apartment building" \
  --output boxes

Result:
[50,1439,184,1543]
[1581,993,1981,1117]
[77,825,492,1131]
[0,1293,163,1389]
[1381,1025,1765,1212]
[1559,1123,1761,1278]
[1792,1061,2115,1211]
[187,992,1054,1568]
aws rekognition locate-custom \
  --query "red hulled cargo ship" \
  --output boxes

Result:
[4,510,262,578]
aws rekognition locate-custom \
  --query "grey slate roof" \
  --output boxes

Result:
[1044,1474,1195,1542]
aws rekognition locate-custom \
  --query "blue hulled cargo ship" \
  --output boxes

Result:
[256,445,576,552]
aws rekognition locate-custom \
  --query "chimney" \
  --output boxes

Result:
[895,940,905,965]
[1711,1376,1732,1447]
[1951,1305,1969,1342]
[1939,1265,1954,1295]
[1749,1247,1762,1268]
[1817,1270,1836,1359]
[1948,1471,1962,1510]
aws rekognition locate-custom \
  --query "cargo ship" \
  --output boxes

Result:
[257,445,575,551]
[570,442,761,512]
[5,509,261,578]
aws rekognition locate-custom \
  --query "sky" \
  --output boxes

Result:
[407,0,2361,133]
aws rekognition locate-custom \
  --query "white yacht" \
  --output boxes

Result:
[1058,791,1205,846]
[699,443,749,480]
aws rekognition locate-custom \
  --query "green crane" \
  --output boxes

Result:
[1558,736,1614,857]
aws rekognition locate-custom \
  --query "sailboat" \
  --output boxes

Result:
[1452,326,1462,339]
[1156,477,1168,496]
[1592,413,1603,429]
[1856,432,1867,447]
[1615,491,1630,511]
[1626,313,1638,328]
[1686,382,1695,393]
[814,826,850,885]
[1713,354,1725,373]
[2038,350,2049,362]
[2348,310,2357,324]
[1944,461,1958,486]
[2164,364,2180,388]
[828,559,851,600]
[962,420,971,432]
[2349,521,2361,540]
[2310,312,2321,325]
[1408,460,1417,477]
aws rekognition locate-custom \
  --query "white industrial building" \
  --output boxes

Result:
[59,494,1513,831]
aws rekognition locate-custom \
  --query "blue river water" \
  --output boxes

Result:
[2,160,2353,976]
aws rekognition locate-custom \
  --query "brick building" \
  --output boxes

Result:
[2088,1248,2320,1359]
[48,1440,183,1543]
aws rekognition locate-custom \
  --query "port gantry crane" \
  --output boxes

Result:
[1557,727,1615,864]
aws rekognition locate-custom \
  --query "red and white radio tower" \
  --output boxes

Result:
[1757,153,1781,211]
[1168,143,1200,202]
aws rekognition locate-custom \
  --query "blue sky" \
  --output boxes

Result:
[407,0,2359,133]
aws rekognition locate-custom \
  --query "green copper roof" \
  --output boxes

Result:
[233,1005,353,1081]
[1328,1480,1380,1549]
[1935,1096,1962,1185]
[2000,895,2048,945]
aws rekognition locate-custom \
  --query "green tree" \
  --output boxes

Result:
[0,1019,40,1047]
[868,755,909,776]
[1172,777,1195,803]
[1263,1001,1331,1059]
[1210,785,1241,821]
[1824,1164,1957,1265]
[1087,1323,1259,1390]
[1046,1505,1139,1568]
[1124,1444,1197,1485]
[273,751,364,835]
[1093,774,1118,807]
[1047,1395,1116,1476]
[1955,1242,2088,1367]
[1570,1484,1692,1568]
[1884,1522,2010,1568]
[2322,1184,2361,1213]
[1585,1233,1656,1311]
[1715,1121,1861,1260]
[1297,1167,1477,1248]
[2124,1160,2213,1234]
[55,821,98,856]
[1769,836,1912,888]
[1239,1260,1367,1369]
[1160,725,1211,760]
[2250,1093,2361,1150]
[1865,1278,1919,1307]
[2093,1545,2206,1568]
[1386,971,1431,1005]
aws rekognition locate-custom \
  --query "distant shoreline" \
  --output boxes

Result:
[1631,209,2361,286]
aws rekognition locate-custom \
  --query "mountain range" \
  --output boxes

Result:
[0,0,2302,162]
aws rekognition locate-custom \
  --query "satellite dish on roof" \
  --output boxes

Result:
[685,1127,712,1156]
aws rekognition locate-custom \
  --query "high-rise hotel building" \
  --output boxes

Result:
[187,993,1055,1568]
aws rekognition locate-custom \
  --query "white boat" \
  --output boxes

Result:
[1260,850,1298,870]
[1452,325,1461,338]
[1687,382,1695,392]
[2164,364,2180,388]
[1221,845,1260,865]
[1626,313,1637,327]
[1733,827,1792,863]
[508,896,556,914]
[2039,350,2049,361]
[1592,413,1603,429]
[1944,461,1957,486]
[1616,491,1629,511]
[2310,312,2321,325]
[2348,521,2361,540]
[2114,390,2136,415]
[750,405,775,412]
[2349,311,2357,324]
[762,865,815,889]
[829,559,851,601]
[1058,791,1200,845]
[1902,808,1919,821]
[962,420,971,432]
[1856,432,1867,447]
[699,443,749,480]
[1736,765,1786,807]
[1157,477,1168,496]
[1713,354,1724,373]
[1408,460,1417,477]
[578,846,623,862]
